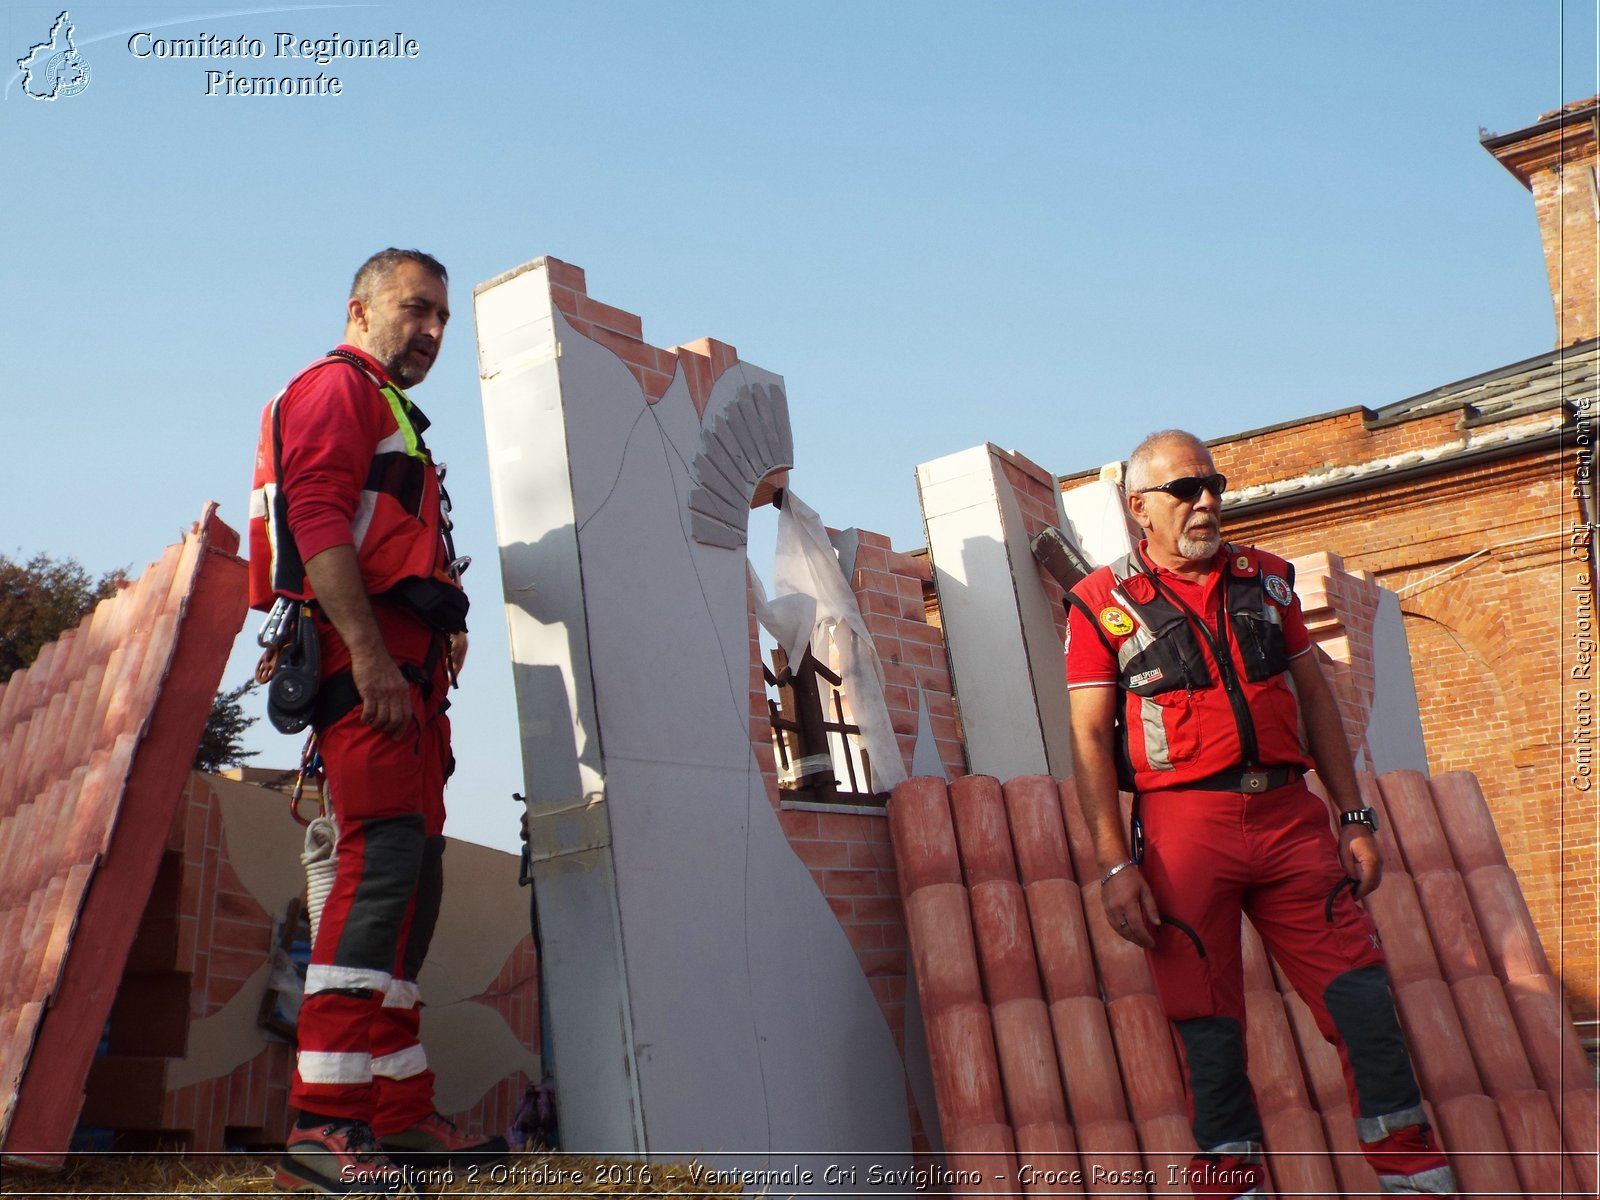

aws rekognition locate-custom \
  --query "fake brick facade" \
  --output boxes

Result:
[748,526,971,1158]
[1293,550,1384,765]
[994,448,1072,652]
[847,530,969,776]
[79,772,539,1151]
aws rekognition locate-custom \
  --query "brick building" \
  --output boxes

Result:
[1483,96,1600,347]
[1063,98,1599,1031]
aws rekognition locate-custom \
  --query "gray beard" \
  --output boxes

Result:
[1177,527,1221,560]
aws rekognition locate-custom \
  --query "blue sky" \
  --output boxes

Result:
[4,2,1595,849]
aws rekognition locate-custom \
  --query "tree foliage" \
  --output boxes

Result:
[194,679,261,773]
[0,551,259,772]
[0,552,126,683]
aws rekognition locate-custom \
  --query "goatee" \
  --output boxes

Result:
[1177,526,1221,561]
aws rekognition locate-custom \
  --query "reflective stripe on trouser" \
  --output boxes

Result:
[364,953,435,1139]
[1139,780,1448,1196]
[1362,1121,1457,1194]
[291,701,449,1127]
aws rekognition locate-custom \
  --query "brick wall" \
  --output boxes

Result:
[1532,155,1598,346]
[749,527,969,1155]
[994,448,1071,651]
[849,530,969,777]
[1292,552,1383,766]
[544,257,739,414]
[1213,417,1597,1025]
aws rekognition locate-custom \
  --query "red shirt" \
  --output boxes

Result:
[274,345,438,676]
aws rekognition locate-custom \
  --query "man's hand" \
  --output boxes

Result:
[1102,865,1162,949]
[302,544,412,740]
[448,631,469,678]
[350,645,411,738]
[1339,826,1384,899]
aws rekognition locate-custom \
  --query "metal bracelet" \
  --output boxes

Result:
[1100,860,1135,886]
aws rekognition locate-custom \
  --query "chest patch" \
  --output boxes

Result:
[1099,606,1135,637]
[1128,667,1164,688]
[1264,574,1293,606]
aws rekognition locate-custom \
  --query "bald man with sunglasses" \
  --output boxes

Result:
[1065,431,1456,1198]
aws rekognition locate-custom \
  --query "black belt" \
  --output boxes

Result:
[1153,765,1305,795]
[312,652,446,731]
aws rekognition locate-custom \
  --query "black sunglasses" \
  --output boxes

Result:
[1137,473,1227,502]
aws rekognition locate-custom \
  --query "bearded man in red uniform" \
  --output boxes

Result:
[249,249,503,1192]
[1066,430,1456,1198]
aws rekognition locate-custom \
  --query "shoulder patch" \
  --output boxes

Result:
[1264,574,1293,606]
[1099,606,1135,637]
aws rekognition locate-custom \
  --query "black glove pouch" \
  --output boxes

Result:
[387,575,469,634]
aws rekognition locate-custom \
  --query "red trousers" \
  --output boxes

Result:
[1139,779,1453,1196]
[290,681,450,1134]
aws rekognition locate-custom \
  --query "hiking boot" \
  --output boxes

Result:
[379,1111,508,1167]
[275,1119,402,1194]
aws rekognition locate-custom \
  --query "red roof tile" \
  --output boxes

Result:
[0,506,246,1165]
[890,770,1599,1192]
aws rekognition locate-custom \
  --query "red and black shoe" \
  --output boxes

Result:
[379,1111,508,1168]
[275,1118,402,1194]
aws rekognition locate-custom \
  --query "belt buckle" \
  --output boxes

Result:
[1241,770,1271,793]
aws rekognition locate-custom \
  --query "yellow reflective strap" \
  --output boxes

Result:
[380,384,425,459]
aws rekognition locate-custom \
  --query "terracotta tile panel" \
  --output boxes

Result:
[891,769,1594,1195]
[1504,972,1595,1100]
[1134,1113,1193,1195]
[1070,1119,1145,1198]
[1427,771,1508,872]
[1377,770,1456,876]
[1411,869,1493,983]
[1243,989,1312,1113]
[0,506,247,1160]
[1014,1120,1084,1196]
[1494,1088,1577,1196]
[91,735,140,857]
[1257,1107,1337,1198]
[991,997,1068,1127]
[1433,1093,1522,1195]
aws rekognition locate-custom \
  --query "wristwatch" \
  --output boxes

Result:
[1339,807,1380,833]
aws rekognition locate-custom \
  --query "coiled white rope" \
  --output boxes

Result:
[301,815,339,942]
